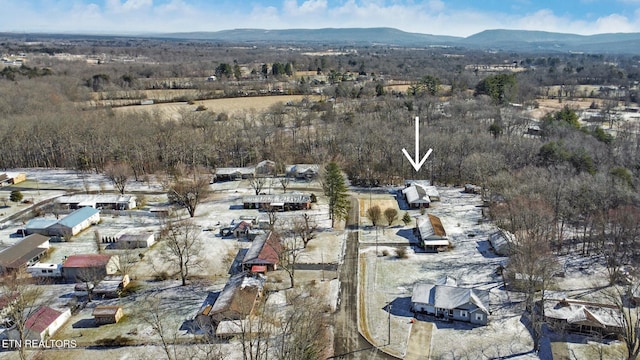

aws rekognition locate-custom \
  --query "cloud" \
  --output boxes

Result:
[284,0,328,16]
[106,0,153,14]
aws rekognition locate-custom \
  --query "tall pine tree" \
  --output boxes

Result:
[323,162,349,227]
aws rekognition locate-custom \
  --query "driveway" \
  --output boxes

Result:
[405,320,433,360]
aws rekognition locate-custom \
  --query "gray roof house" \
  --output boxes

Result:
[47,207,100,237]
[56,194,137,210]
[0,234,50,272]
[242,193,311,211]
[286,164,320,179]
[540,298,623,337]
[411,277,490,325]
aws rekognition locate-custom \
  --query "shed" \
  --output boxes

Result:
[118,233,155,248]
[488,229,515,256]
[93,306,124,325]
[0,234,50,272]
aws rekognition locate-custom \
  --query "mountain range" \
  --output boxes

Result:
[156,27,640,54]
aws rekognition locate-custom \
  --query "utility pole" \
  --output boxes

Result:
[388,301,392,345]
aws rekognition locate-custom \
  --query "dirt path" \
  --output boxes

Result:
[405,321,433,360]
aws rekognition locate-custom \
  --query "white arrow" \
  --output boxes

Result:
[402,116,433,171]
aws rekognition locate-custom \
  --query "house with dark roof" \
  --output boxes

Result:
[213,167,255,182]
[286,164,320,179]
[195,272,264,327]
[242,231,282,273]
[7,306,71,341]
[61,254,118,282]
[411,277,490,325]
[414,214,450,251]
[0,234,50,272]
[541,298,623,337]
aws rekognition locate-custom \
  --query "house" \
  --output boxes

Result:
[7,307,71,341]
[24,219,58,237]
[255,160,277,176]
[61,254,119,282]
[540,298,623,337]
[26,262,62,278]
[403,181,440,206]
[48,207,100,237]
[242,231,282,273]
[195,272,264,327]
[213,167,255,182]
[488,229,515,256]
[0,234,50,272]
[242,193,311,211]
[414,214,450,251]
[93,305,124,325]
[117,233,155,248]
[0,172,26,186]
[231,220,252,239]
[411,277,490,325]
[56,194,137,210]
[286,164,320,179]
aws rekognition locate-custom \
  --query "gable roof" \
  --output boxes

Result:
[25,306,63,333]
[543,298,623,329]
[243,231,282,266]
[205,272,264,317]
[416,214,447,239]
[412,280,489,314]
[62,254,111,268]
[0,234,50,269]
[57,207,99,228]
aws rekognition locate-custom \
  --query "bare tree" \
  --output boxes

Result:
[366,205,382,227]
[94,229,102,254]
[161,220,203,286]
[76,266,107,302]
[280,234,303,288]
[384,207,398,227]
[604,284,640,360]
[0,270,45,360]
[167,166,211,218]
[292,213,317,248]
[138,294,179,360]
[274,289,330,360]
[279,176,291,193]
[250,175,267,195]
[104,160,133,194]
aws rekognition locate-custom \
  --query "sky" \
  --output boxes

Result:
[2,0,640,37]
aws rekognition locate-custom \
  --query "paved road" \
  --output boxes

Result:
[332,197,395,360]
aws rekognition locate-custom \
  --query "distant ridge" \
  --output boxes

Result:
[155,27,640,54]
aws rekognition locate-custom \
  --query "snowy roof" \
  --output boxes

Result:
[402,186,430,205]
[57,194,135,205]
[489,229,514,255]
[416,214,447,240]
[543,299,623,329]
[207,272,264,315]
[287,164,320,175]
[215,167,255,176]
[412,281,489,314]
[57,207,99,228]
[242,193,311,204]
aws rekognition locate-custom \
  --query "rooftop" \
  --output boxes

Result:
[62,254,111,268]
[0,234,50,269]
[57,207,100,228]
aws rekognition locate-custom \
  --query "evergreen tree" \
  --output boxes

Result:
[323,162,349,227]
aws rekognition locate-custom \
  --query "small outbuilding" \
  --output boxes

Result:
[117,233,155,249]
[488,229,515,256]
[92,306,124,325]
[242,231,282,273]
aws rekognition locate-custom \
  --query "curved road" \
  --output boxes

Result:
[332,197,396,360]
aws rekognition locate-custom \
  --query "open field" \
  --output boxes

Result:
[113,94,322,119]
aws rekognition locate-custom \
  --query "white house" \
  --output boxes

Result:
[414,214,450,251]
[26,262,62,278]
[48,207,100,237]
[411,277,490,326]
[8,307,71,341]
[56,194,136,210]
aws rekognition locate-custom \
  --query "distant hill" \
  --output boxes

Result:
[157,27,640,54]
[157,27,460,46]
